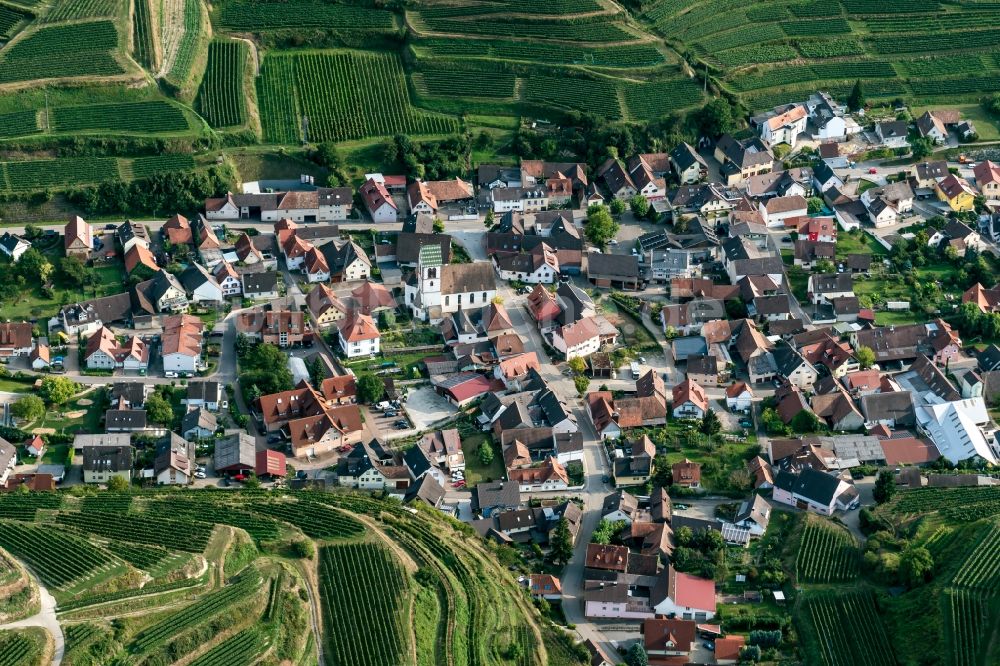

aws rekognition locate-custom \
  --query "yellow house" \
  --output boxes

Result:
[934,173,977,212]
[306,283,348,328]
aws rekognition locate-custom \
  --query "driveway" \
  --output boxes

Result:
[0,569,63,665]
[449,231,488,262]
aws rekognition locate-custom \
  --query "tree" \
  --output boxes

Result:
[433,218,445,234]
[23,224,42,241]
[585,205,619,247]
[18,249,53,284]
[145,392,174,426]
[38,376,78,405]
[11,395,44,423]
[700,409,721,436]
[856,345,876,370]
[574,374,590,396]
[60,255,90,286]
[550,517,573,566]
[807,197,824,214]
[848,80,865,112]
[356,373,384,404]
[291,539,315,559]
[814,259,835,274]
[609,198,626,216]
[761,407,789,436]
[790,410,820,434]
[479,441,495,466]
[491,295,504,305]
[624,643,648,666]
[568,357,586,375]
[911,137,933,161]
[873,469,896,504]
[629,194,649,218]
[694,98,736,138]
[107,475,129,492]
[899,546,934,588]
[484,209,496,229]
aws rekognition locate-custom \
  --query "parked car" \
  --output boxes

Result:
[194,470,206,479]
[221,401,229,410]
[395,422,408,430]
[674,503,690,510]
[868,167,877,174]
[165,371,178,378]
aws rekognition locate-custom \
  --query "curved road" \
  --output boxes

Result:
[0,568,64,665]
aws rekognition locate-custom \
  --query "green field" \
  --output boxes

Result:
[641,0,1000,110]
[197,40,249,129]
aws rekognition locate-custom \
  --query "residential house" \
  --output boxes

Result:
[320,239,371,282]
[732,494,771,537]
[747,456,774,489]
[181,407,217,440]
[493,243,560,284]
[242,272,280,300]
[934,174,977,213]
[860,391,916,429]
[772,343,818,391]
[307,283,349,327]
[161,314,203,375]
[530,574,562,601]
[162,214,194,246]
[508,456,570,492]
[672,459,701,488]
[669,142,708,184]
[214,432,256,474]
[0,322,32,358]
[179,263,223,303]
[472,480,522,516]
[813,161,843,193]
[916,111,948,144]
[183,381,222,411]
[759,195,808,228]
[973,160,1000,199]
[64,215,93,258]
[359,178,398,222]
[876,121,909,148]
[808,273,854,305]
[913,160,950,188]
[153,434,194,485]
[552,316,601,361]
[83,444,133,484]
[238,310,309,348]
[807,91,849,140]
[0,232,30,262]
[84,327,149,371]
[613,436,656,487]
[812,388,865,431]
[725,381,753,412]
[124,243,159,276]
[772,467,859,515]
[117,220,150,253]
[757,104,808,147]
[852,319,961,366]
[672,378,708,419]
[338,313,381,358]
[793,239,835,269]
[686,354,719,387]
[213,262,242,297]
[714,135,774,186]
[644,618,697,662]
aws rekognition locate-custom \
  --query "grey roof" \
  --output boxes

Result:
[735,494,771,528]
[670,142,707,172]
[182,407,217,435]
[186,381,221,403]
[979,344,1000,372]
[105,409,147,431]
[214,432,256,470]
[403,445,433,478]
[112,382,147,408]
[0,438,15,472]
[242,271,279,294]
[773,468,843,506]
[472,480,522,513]
[587,252,640,279]
[83,445,133,473]
[404,474,446,507]
[0,232,28,254]
[814,161,838,185]
[860,391,916,426]
[811,273,854,294]
[179,262,219,293]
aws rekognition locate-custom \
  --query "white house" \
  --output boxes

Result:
[154,435,194,485]
[671,379,708,419]
[760,105,807,148]
[338,312,381,358]
[731,495,771,537]
[179,263,223,303]
[213,262,242,297]
[493,243,559,284]
[508,456,569,492]
[161,314,203,375]
[759,195,808,228]
[772,468,858,515]
[0,233,30,262]
[725,381,753,412]
[876,121,910,149]
[359,178,398,223]
[551,317,601,361]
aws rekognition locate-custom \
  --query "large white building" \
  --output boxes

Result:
[404,245,497,323]
[338,313,381,358]
[917,398,999,465]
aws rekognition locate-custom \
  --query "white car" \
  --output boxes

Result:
[221,401,229,410]
[194,470,207,479]
[165,371,178,378]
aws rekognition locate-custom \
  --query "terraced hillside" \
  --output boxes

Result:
[639,0,1000,111]
[405,0,704,121]
[0,489,575,666]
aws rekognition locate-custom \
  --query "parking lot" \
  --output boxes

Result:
[403,386,457,432]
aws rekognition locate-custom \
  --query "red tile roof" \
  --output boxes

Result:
[255,449,287,476]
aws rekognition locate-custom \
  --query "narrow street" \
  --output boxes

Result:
[0,570,64,666]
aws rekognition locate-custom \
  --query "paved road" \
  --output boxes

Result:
[0,569,64,665]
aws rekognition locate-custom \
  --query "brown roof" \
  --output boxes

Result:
[585,543,629,572]
[672,378,708,413]
[124,243,158,274]
[320,375,356,402]
[351,281,396,315]
[764,195,807,214]
[339,313,380,342]
[64,215,92,251]
[726,381,752,399]
[426,178,473,202]
[360,178,397,213]
[715,636,746,662]
[672,459,701,485]
[558,316,600,347]
[0,322,32,350]
[644,618,697,653]
[163,214,193,245]
[307,283,348,320]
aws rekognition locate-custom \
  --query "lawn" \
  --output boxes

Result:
[786,266,809,303]
[342,349,433,378]
[914,103,1000,142]
[460,433,503,486]
[0,257,124,322]
[0,377,33,393]
[835,231,888,259]
[20,387,106,435]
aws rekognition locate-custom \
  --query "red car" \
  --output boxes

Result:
[233,474,247,482]
[868,167,877,174]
